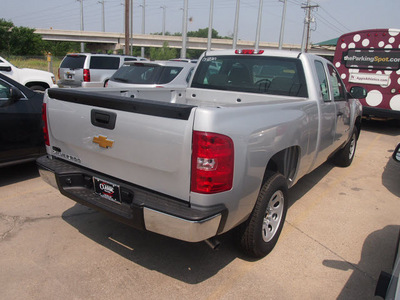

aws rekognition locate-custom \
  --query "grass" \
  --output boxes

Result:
[7,56,63,77]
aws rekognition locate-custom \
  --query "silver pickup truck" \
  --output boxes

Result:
[37,50,365,258]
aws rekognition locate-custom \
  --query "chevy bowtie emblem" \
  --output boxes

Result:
[93,135,114,148]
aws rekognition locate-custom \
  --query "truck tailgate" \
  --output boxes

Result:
[45,89,196,202]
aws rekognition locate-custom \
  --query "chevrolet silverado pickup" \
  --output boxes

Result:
[37,50,366,258]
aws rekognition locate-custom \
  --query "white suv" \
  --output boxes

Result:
[0,56,58,91]
[58,53,147,88]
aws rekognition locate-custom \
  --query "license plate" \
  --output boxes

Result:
[93,177,121,204]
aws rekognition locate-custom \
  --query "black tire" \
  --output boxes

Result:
[333,127,358,167]
[237,172,288,258]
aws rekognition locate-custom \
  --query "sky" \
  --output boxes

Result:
[1,0,399,45]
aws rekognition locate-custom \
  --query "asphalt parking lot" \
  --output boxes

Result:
[1,119,399,300]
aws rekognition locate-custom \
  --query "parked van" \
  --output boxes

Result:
[58,53,147,88]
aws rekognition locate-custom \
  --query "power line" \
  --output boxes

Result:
[319,5,351,32]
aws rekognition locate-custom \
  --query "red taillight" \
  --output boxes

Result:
[42,103,50,146]
[83,69,90,82]
[191,131,234,194]
[57,68,60,80]
[235,49,264,55]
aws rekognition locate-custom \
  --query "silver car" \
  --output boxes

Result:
[106,60,195,89]
[58,53,148,88]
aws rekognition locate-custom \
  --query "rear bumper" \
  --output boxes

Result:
[363,106,400,120]
[37,155,225,243]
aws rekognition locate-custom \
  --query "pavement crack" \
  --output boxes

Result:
[0,213,26,241]
[285,220,376,281]
[0,210,97,241]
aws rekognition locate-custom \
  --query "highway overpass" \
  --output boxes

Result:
[34,28,335,56]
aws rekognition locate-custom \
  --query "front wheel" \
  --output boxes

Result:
[333,127,358,167]
[237,172,288,258]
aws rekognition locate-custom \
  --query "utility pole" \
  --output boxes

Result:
[254,0,263,51]
[78,0,85,52]
[124,0,129,55]
[130,0,133,55]
[278,0,287,50]
[232,0,240,49]
[181,0,188,58]
[98,0,105,32]
[207,0,214,51]
[140,0,146,57]
[301,0,318,52]
[160,5,166,36]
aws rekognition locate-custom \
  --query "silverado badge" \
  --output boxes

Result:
[93,135,114,148]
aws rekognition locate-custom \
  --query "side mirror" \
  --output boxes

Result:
[349,86,368,99]
[9,86,23,102]
[393,144,400,163]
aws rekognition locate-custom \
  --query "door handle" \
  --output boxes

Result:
[91,109,117,129]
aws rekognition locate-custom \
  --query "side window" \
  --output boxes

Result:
[89,57,120,69]
[158,67,183,84]
[0,81,11,99]
[124,58,137,62]
[314,61,330,101]
[327,65,346,101]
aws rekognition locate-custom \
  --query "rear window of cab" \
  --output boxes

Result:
[191,55,308,97]
[111,65,183,84]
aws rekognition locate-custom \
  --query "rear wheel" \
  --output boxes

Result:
[237,172,288,258]
[333,127,358,167]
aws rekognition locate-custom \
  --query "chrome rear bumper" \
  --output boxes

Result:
[37,155,225,243]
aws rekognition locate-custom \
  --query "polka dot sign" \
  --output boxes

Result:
[333,28,400,112]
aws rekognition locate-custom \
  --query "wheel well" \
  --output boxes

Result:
[25,82,49,89]
[355,116,362,139]
[262,146,300,186]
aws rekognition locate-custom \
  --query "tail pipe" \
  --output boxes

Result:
[204,237,220,250]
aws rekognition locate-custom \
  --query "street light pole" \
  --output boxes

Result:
[207,0,214,51]
[181,0,188,58]
[130,0,133,55]
[160,5,166,36]
[78,0,85,52]
[232,0,240,49]
[278,0,287,50]
[98,0,105,32]
[140,0,146,57]
[124,0,129,55]
[254,0,263,51]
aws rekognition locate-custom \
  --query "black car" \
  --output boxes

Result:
[0,73,45,167]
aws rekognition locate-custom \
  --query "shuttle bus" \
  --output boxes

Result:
[333,29,400,119]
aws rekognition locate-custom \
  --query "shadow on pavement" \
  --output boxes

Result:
[0,161,39,187]
[62,204,240,284]
[322,225,399,299]
[60,160,337,283]
[288,161,334,207]
[382,153,400,198]
[361,119,400,136]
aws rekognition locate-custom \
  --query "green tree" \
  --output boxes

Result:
[0,19,14,54]
[187,27,221,39]
[149,42,178,60]
[42,41,80,57]
[0,19,45,55]
[9,26,44,55]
